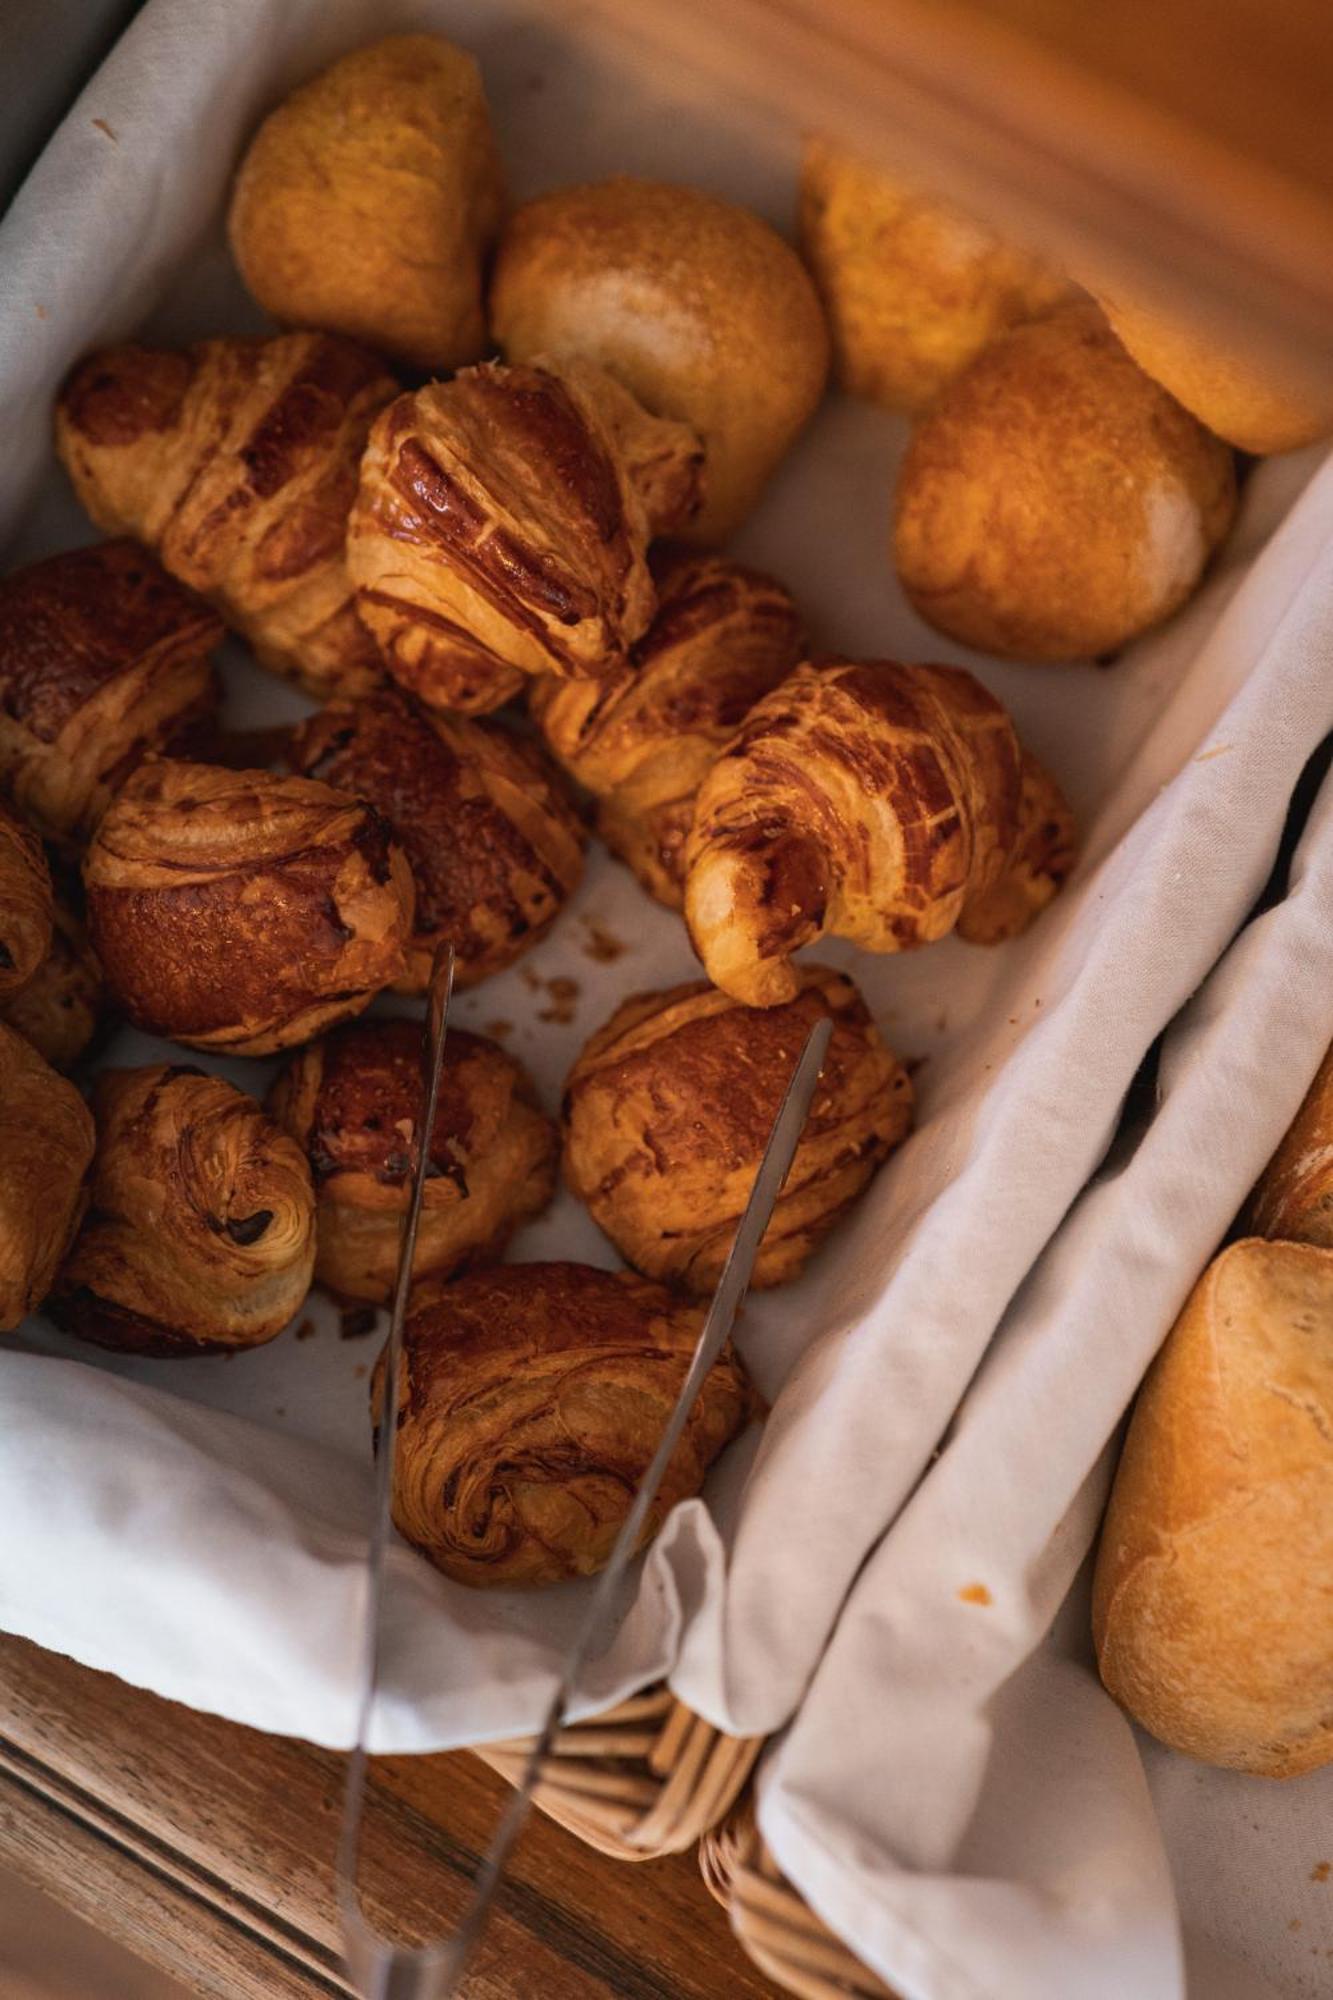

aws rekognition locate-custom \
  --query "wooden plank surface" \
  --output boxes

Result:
[0,1634,775,2000]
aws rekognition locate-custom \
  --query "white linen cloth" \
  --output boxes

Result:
[762,764,1333,1999]
[1,0,1331,1801]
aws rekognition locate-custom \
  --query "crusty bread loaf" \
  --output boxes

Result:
[1244,1042,1333,1248]
[1092,1237,1333,1777]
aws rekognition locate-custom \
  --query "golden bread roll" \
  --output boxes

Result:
[372,1262,757,1587]
[0,541,222,846]
[347,359,703,709]
[288,685,584,990]
[531,550,804,907]
[0,801,53,1001]
[53,1065,314,1355]
[56,334,398,698]
[490,177,829,540]
[83,761,414,1056]
[1093,1238,1333,1777]
[1244,1042,1333,1247]
[799,140,1070,412]
[1095,292,1333,455]
[0,882,103,1071]
[893,304,1237,662]
[563,966,912,1293]
[268,1017,556,1305]
[228,34,504,374]
[0,1021,94,1331]
[684,658,1076,1007]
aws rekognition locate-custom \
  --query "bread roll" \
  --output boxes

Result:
[893,304,1237,662]
[0,541,221,845]
[288,685,585,990]
[229,35,504,374]
[0,801,53,1001]
[490,177,829,540]
[563,966,912,1293]
[1095,292,1333,455]
[0,1021,94,1331]
[373,1261,756,1587]
[52,1065,315,1355]
[268,1017,556,1305]
[83,761,414,1056]
[799,140,1069,412]
[1093,1238,1333,1777]
[1244,1042,1333,1247]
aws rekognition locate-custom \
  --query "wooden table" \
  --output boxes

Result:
[0,1634,776,1999]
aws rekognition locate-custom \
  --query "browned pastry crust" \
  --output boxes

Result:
[228,35,505,375]
[55,334,399,699]
[1244,1042,1333,1247]
[267,1017,557,1305]
[0,541,222,846]
[0,1021,94,1332]
[52,1064,315,1355]
[684,658,1074,1006]
[0,883,103,1071]
[955,749,1078,945]
[0,800,53,1000]
[288,686,585,990]
[372,1262,757,1587]
[346,358,703,711]
[82,760,414,1056]
[530,550,804,907]
[563,966,912,1293]
[1092,1238,1333,1776]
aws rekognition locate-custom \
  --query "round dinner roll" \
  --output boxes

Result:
[893,304,1237,661]
[1095,291,1333,455]
[800,138,1070,412]
[489,177,830,541]
[228,35,505,373]
[1093,1238,1333,1778]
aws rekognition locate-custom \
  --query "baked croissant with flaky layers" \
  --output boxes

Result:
[0,1022,94,1332]
[0,542,222,846]
[0,801,53,1001]
[531,550,803,907]
[346,358,704,712]
[52,1065,315,1355]
[372,1262,756,1588]
[288,684,584,990]
[0,879,104,1071]
[83,760,414,1055]
[268,1017,557,1304]
[564,966,912,1293]
[56,333,398,699]
[684,658,1077,1006]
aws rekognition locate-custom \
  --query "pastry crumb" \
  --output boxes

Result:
[91,117,119,142]
[958,1582,992,1606]
[1312,1862,1330,1883]
[482,1018,513,1041]
[353,1362,368,1380]
[293,1318,316,1342]
[537,975,581,1024]
[340,1306,379,1341]
[580,919,626,963]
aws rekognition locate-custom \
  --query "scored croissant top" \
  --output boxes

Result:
[346,358,704,703]
[55,332,398,699]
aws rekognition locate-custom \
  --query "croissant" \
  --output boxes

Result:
[288,684,585,989]
[0,1022,94,1331]
[346,358,704,712]
[530,551,804,907]
[564,966,912,1292]
[267,1017,557,1304]
[953,749,1079,946]
[0,801,53,1000]
[0,880,104,1070]
[1244,1041,1333,1247]
[55,333,398,699]
[52,1065,315,1355]
[83,760,415,1055]
[683,658,1076,1006]
[372,1262,756,1587]
[0,541,222,845]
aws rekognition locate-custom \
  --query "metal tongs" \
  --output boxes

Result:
[337,943,832,1997]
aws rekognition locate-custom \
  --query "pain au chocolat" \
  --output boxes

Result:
[0,801,53,1002]
[0,1021,94,1332]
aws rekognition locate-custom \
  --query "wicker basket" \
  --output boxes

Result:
[471,1683,761,1860]
[724,1821,898,2000]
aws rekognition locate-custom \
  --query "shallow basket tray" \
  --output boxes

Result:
[470,1683,761,1861]
[713,1813,897,2000]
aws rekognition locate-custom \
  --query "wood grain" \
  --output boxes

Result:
[0,1634,776,2000]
